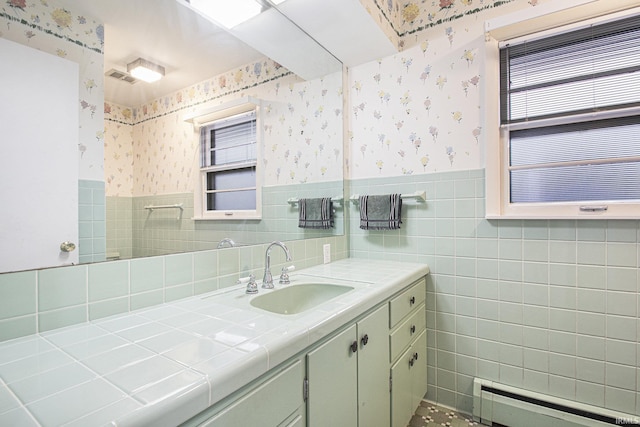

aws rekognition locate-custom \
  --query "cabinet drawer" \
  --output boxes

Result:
[389,303,425,363]
[389,278,426,328]
[201,360,303,427]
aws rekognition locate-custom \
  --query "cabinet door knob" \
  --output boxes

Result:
[409,358,414,367]
[413,352,419,361]
[361,334,369,346]
[410,325,416,334]
[350,341,358,353]
[409,296,416,305]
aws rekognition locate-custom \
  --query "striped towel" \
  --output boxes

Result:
[359,194,402,230]
[298,198,334,229]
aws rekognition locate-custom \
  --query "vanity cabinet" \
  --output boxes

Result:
[306,304,390,427]
[189,360,304,427]
[389,278,427,427]
[184,273,428,427]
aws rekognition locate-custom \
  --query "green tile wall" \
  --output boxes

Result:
[79,180,106,264]
[347,169,640,416]
[0,271,37,341]
[7,169,639,417]
[105,196,133,260]
[0,235,347,342]
[106,180,343,259]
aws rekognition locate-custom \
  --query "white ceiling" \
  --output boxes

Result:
[57,0,264,107]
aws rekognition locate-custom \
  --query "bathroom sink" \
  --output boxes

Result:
[250,283,354,315]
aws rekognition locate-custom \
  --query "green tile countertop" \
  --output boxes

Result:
[0,259,429,426]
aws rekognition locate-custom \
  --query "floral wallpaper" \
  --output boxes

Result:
[0,0,105,181]
[105,59,343,197]
[348,0,551,179]
[103,107,134,197]
[358,0,556,52]
[260,70,343,187]
[0,0,551,194]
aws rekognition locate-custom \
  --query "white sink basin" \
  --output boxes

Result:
[250,283,354,315]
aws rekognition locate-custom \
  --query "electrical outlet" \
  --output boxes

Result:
[323,244,331,264]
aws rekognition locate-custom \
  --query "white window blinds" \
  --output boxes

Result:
[200,110,257,212]
[201,111,257,168]
[499,14,640,205]
[500,14,640,124]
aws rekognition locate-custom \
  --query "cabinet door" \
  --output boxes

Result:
[390,330,428,427]
[307,324,358,427]
[411,330,427,411]
[0,37,79,272]
[390,347,413,427]
[357,305,390,427]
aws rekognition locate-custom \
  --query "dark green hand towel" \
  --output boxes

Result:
[359,194,402,230]
[299,198,334,229]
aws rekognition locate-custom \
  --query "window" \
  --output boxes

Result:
[196,108,261,219]
[486,8,640,218]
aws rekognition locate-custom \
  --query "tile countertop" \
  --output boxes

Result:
[0,259,429,427]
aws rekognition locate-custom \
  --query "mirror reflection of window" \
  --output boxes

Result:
[200,110,260,216]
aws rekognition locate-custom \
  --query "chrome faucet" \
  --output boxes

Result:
[262,241,292,289]
[216,237,236,249]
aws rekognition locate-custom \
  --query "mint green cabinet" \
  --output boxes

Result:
[390,329,426,427]
[194,360,304,427]
[411,330,427,411]
[307,305,390,427]
[389,277,428,427]
[185,275,429,427]
[357,305,391,427]
[307,324,358,426]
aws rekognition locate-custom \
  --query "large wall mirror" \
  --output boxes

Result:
[0,0,344,273]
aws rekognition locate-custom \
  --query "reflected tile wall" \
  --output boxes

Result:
[106,180,343,260]
[79,180,106,264]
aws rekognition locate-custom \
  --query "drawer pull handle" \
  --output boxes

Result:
[410,325,416,334]
[409,358,414,367]
[361,334,369,346]
[350,341,358,353]
[409,296,416,305]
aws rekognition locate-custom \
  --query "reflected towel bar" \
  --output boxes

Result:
[287,196,343,206]
[349,191,426,204]
[144,203,184,219]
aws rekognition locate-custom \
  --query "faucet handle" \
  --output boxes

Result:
[279,265,295,284]
[239,274,258,294]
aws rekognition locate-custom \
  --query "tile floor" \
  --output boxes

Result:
[407,401,486,427]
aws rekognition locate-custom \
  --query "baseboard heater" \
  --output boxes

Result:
[473,378,637,427]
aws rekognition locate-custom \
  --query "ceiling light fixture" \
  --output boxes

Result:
[187,0,266,28]
[127,58,165,83]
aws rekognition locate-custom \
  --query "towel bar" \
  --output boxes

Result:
[144,203,184,219]
[349,191,426,203]
[287,196,343,206]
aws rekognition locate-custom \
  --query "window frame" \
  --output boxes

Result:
[484,4,640,219]
[188,99,262,220]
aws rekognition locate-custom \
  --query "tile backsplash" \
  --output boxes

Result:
[0,236,347,342]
